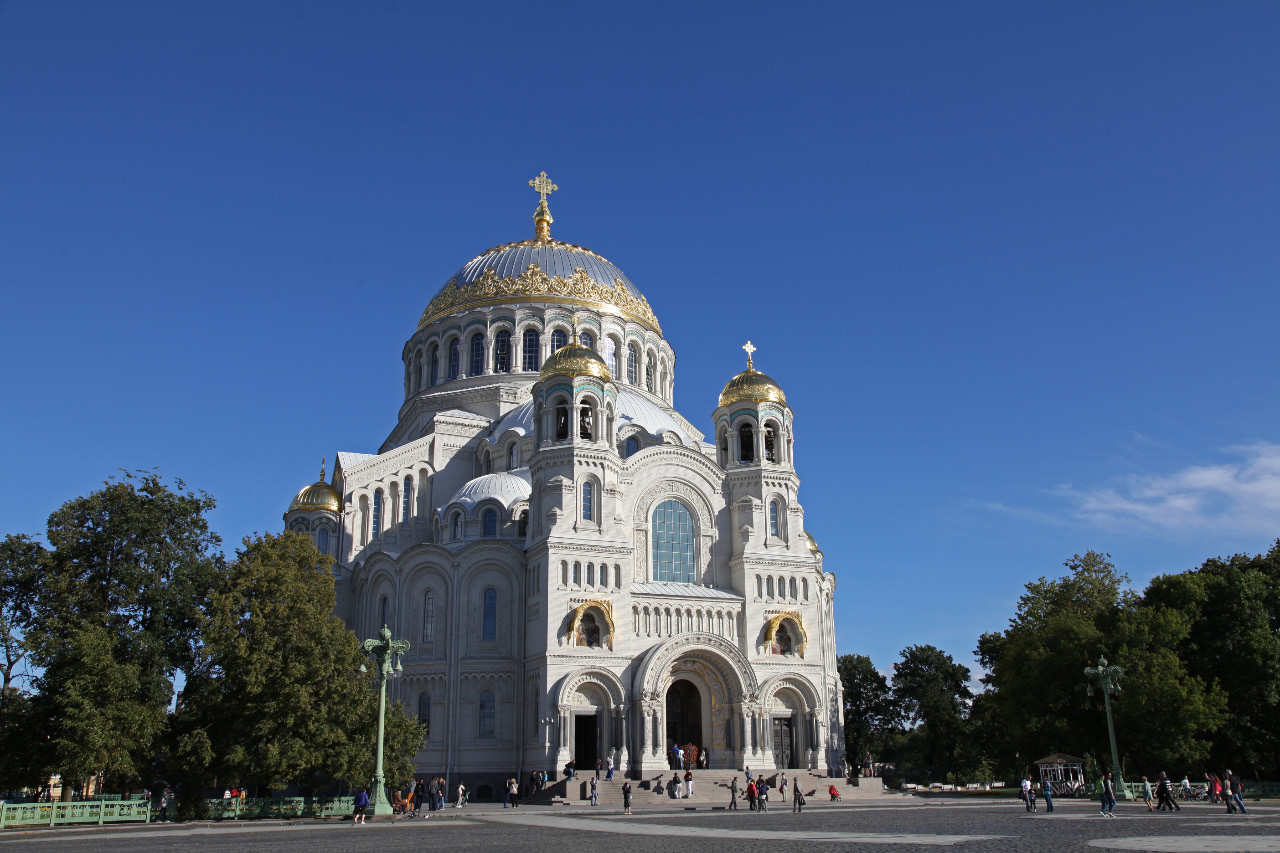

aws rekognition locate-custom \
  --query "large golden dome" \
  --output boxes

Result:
[539,343,612,382]
[289,461,341,513]
[719,367,786,408]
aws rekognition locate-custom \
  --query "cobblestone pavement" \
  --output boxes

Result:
[2,798,1277,852]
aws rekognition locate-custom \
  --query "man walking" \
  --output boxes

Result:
[1022,776,1033,812]
[1228,771,1247,814]
[590,776,599,806]
[606,755,615,781]
[792,782,805,813]
[757,776,769,812]
[1100,773,1116,817]
[684,768,694,798]
[729,777,739,810]
[1041,777,1053,813]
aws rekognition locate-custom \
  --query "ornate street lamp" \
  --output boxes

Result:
[1084,656,1130,799]
[360,624,410,817]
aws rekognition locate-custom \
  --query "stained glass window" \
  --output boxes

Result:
[651,499,696,583]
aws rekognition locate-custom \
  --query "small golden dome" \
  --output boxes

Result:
[719,367,786,409]
[539,343,612,382]
[805,531,822,555]
[288,459,341,513]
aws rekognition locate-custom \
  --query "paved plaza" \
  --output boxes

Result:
[2,798,1277,852]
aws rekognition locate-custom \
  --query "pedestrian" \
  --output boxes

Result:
[596,759,602,781]
[1041,777,1053,813]
[1179,776,1191,800]
[1207,772,1221,804]
[1100,773,1116,817]
[670,772,681,799]
[729,777,739,810]
[1027,782,1037,813]
[1022,776,1033,812]
[622,780,633,815]
[793,783,805,813]
[1142,776,1154,811]
[757,776,769,812]
[1228,771,1247,814]
[606,755,615,782]
[780,773,788,801]
[159,788,171,822]
[455,780,466,808]
[699,749,708,770]
[746,778,757,811]
[684,769,693,798]
[1156,772,1180,811]
[352,787,369,825]
[1222,773,1237,814]
[590,776,599,806]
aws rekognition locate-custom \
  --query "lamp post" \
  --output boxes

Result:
[360,624,410,817]
[1084,656,1130,799]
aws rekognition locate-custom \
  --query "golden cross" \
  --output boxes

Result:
[742,340,756,369]
[529,171,558,204]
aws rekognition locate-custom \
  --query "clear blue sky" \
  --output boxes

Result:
[3,1,1279,680]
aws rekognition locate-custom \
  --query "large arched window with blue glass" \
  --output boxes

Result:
[448,339,460,380]
[482,587,497,641]
[317,527,329,554]
[651,499,696,583]
[372,490,383,538]
[470,333,484,377]
[482,509,497,537]
[550,328,567,352]
[522,329,540,371]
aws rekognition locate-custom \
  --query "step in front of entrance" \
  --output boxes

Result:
[551,772,895,805]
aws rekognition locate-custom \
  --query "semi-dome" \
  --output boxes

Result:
[805,531,822,555]
[442,470,532,512]
[417,239,662,333]
[719,366,786,409]
[539,342,611,382]
[289,461,341,513]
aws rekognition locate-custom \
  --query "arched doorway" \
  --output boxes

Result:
[665,679,702,767]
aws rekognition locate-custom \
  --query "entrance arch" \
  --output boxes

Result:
[665,679,702,766]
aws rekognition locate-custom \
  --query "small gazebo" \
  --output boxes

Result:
[1035,753,1086,796]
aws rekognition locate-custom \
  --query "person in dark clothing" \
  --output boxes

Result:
[792,784,805,813]
[622,781,633,815]
[729,777,738,810]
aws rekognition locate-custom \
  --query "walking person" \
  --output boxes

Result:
[670,772,681,799]
[1027,781,1037,813]
[684,769,693,799]
[779,773,788,802]
[1022,776,1034,812]
[729,777,739,810]
[1228,771,1247,814]
[757,776,769,812]
[1156,773,1180,811]
[596,759,602,781]
[1041,777,1053,813]
[455,780,467,808]
[1100,773,1116,817]
[352,787,369,825]
[622,780,633,815]
[590,776,599,806]
[746,778,757,811]
[793,782,805,813]
[1222,773,1237,814]
[606,755,615,782]
[1142,777,1154,811]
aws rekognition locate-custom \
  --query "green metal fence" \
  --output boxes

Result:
[0,799,151,829]
[203,796,354,820]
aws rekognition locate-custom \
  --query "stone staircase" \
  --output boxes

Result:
[528,770,895,807]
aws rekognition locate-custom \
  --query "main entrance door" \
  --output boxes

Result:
[772,717,795,769]
[665,679,702,767]
[574,715,598,769]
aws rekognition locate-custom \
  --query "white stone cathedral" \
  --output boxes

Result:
[284,174,844,796]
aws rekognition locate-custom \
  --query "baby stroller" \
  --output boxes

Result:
[829,785,841,801]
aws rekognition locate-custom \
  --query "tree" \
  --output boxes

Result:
[170,532,423,794]
[0,534,40,706]
[891,645,973,780]
[836,654,897,775]
[17,472,222,794]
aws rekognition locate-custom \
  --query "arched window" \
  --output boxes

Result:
[494,329,512,373]
[452,512,463,540]
[509,443,519,470]
[379,595,388,627]
[448,338,460,380]
[555,404,569,441]
[789,577,797,599]
[421,590,435,644]
[627,345,638,384]
[579,331,593,349]
[478,690,495,736]
[372,490,383,538]
[739,423,755,463]
[413,349,423,391]
[645,359,654,391]
[586,563,594,586]
[802,578,809,600]
[429,345,439,386]
[470,333,484,377]
[764,424,778,462]
[756,575,763,598]
[522,328,540,371]
[603,337,617,377]
[582,481,594,522]
[550,328,567,352]
[718,429,728,465]
[482,509,497,537]
[573,562,581,585]
[651,499,696,583]
[403,476,414,521]
[482,588,498,641]
[769,500,780,538]
[624,436,639,458]
[517,510,528,538]
[766,576,774,598]
[418,692,431,737]
[579,404,593,440]
[317,527,329,555]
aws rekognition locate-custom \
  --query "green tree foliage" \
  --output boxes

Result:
[837,654,897,772]
[977,552,1223,779]
[170,531,423,794]
[7,472,222,793]
[891,645,973,780]
[1143,541,1280,776]
[0,534,41,704]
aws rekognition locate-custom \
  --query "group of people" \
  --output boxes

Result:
[1021,769,1249,817]
[725,772,806,812]
[1020,776,1055,813]
[388,776,459,817]
[1205,771,1248,813]
[669,743,709,771]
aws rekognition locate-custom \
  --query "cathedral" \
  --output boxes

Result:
[284,174,845,796]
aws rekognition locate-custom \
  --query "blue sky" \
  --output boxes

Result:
[3,1,1279,680]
